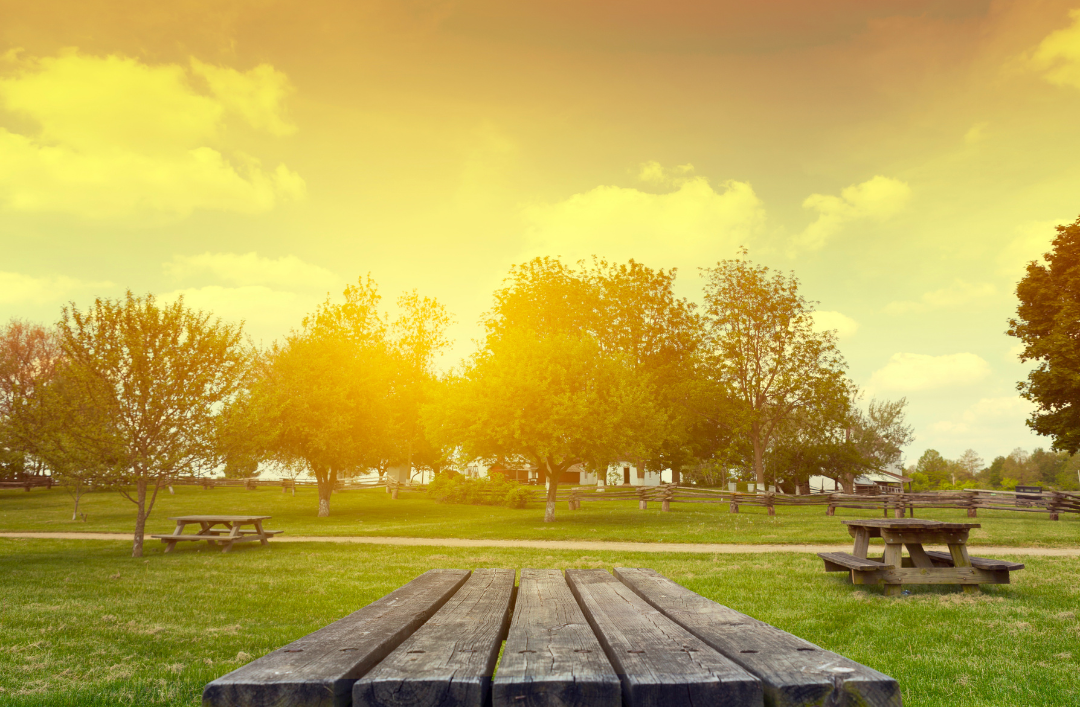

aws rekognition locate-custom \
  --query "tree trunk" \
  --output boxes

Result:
[840,474,855,494]
[316,467,335,517]
[751,419,765,486]
[132,478,147,558]
[70,483,83,521]
[670,468,681,485]
[544,463,558,523]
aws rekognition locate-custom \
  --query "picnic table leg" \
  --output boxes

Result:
[852,528,870,559]
[221,523,239,553]
[948,542,981,594]
[254,520,269,547]
[882,542,903,596]
[906,543,935,569]
[201,521,218,548]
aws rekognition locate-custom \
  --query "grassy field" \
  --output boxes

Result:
[0,538,1077,706]
[2,485,1078,547]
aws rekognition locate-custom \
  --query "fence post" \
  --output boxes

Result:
[730,492,739,513]
[766,492,775,516]
[661,485,671,512]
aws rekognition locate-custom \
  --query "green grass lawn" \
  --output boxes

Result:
[2,485,1079,547]
[0,538,1077,706]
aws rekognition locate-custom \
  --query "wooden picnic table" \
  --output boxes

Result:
[203,567,901,707]
[150,515,281,554]
[818,518,1024,596]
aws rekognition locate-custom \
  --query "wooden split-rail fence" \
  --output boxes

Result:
[557,484,1080,520]
[144,476,1080,519]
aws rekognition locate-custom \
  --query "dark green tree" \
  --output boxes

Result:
[1008,215,1080,453]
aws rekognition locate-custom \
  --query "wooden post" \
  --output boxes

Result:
[662,498,670,512]
[967,507,977,518]
[766,493,775,516]
[826,504,835,516]
[730,493,739,513]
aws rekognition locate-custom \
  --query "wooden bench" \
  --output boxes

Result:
[204,568,900,707]
[150,515,280,554]
[822,518,1023,595]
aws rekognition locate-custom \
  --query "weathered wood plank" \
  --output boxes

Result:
[564,569,761,707]
[851,567,1011,585]
[923,550,1025,572]
[353,568,516,707]
[202,569,470,707]
[614,568,901,707]
[817,552,886,572]
[492,569,620,707]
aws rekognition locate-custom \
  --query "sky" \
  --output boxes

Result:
[2,0,1080,467]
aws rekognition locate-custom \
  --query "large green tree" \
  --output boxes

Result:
[482,257,700,478]
[701,251,848,487]
[426,327,663,522]
[1008,215,1080,453]
[57,293,249,557]
[252,276,395,516]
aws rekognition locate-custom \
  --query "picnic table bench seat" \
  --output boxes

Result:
[204,568,900,707]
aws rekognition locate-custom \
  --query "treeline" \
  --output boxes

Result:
[907,447,1080,492]
[2,253,916,553]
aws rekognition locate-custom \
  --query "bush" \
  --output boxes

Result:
[426,471,533,508]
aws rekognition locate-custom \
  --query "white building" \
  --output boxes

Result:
[578,462,662,487]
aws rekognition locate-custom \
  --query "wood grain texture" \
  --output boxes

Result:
[923,551,1024,571]
[614,568,901,707]
[353,568,516,707]
[817,552,886,572]
[564,569,761,707]
[202,569,470,707]
[492,569,620,707]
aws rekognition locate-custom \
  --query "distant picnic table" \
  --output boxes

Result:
[819,518,1024,596]
[203,567,901,707]
[150,515,282,554]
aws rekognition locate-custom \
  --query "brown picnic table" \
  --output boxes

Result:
[150,515,281,554]
[818,518,1024,596]
[203,567,901,707]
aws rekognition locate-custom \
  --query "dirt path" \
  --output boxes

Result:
[1,532,1077,556]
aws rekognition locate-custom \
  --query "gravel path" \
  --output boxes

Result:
[1,532,1077,555]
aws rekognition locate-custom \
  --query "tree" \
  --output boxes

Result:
[1008,215,1080,453]
[254,276,395,516]
[701,251,848,487]
[58,293,248,557]
[426,328,664,522]
[482,257,701,479]
[0,320,61,481]
[386,291,454,479]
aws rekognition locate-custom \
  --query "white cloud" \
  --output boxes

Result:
[811,310,859,339]
[997,219,1066,281]
[964,122,989,145]
[885,280,995,315]
[0,271,113,305]
[522,172,765,271]
[1026,9,1080,91]
[0,50,303,220]
[867,352,992,393]
[930,396,1035,436]
[793,175,911,251]
[165,252,339,290]
[636,161,696,187]
[161,285,321,344]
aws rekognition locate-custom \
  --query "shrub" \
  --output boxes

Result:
[426,471,533,508]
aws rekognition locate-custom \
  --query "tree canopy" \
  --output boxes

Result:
[1008,215,1080,454]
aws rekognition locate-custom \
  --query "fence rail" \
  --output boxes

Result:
[93,476,1080,520]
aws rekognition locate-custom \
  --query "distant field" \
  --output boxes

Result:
[1,538,1077,706]
[2,485,1078,547]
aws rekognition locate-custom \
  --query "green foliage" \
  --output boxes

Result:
[1008,215,1080,454]
[425,471,532,508]
[701,250,849,485]
[54,292,250,555]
